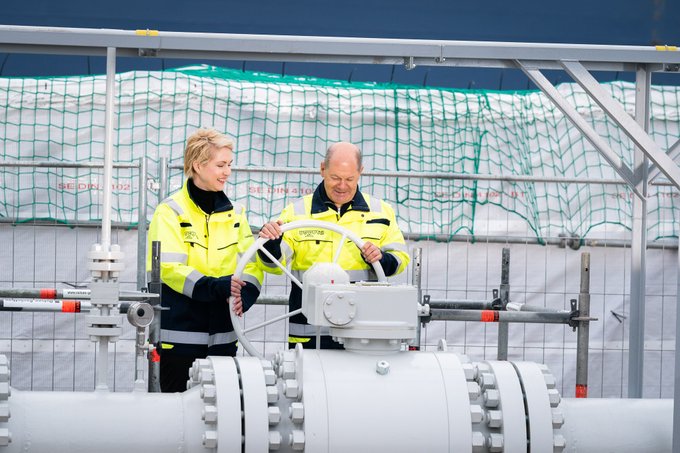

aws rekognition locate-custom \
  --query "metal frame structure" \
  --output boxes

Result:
[0,23,679,444]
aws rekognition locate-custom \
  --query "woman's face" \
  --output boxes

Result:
[192,146,233,192]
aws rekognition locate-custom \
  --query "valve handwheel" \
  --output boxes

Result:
[229,220,386,358]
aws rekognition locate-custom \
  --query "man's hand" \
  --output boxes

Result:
[361,241,383,264]
[230,276,246,316]
[259,220,283,240]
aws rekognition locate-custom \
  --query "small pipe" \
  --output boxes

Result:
[411,247,423,350]
[576,252,591,398]
[430,308,573,324]
[147,241,162,393]
[0,299,92,312]
[428,300,497,310]
[0,288,158,300]
[497,248,510,360]
[136,157,148,291]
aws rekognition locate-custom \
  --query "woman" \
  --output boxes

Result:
[147,128,262,392]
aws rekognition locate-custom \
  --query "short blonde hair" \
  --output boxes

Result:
[183,128,234,178]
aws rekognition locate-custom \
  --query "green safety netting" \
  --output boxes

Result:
[0,65,678,240]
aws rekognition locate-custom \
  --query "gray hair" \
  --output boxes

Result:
[324,142,362,170]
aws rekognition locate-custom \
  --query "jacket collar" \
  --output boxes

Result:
[184,178,233,214]
[311,182,369,216]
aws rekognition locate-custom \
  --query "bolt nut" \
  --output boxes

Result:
[0,428,10,446]
[554,434,567,451]
[281,361,296,380]
[261,359,274,371]
[289,402,305,423]
[487,433,503,452]
[268,406,281,425]
[483,389,500,408]
[470,405,484,424]
[284,379,301,399]
[0,366,9,382]
[202,430,218,449]
[376,360,390,375]
[552,409,564,428]
[282,350,296,363]
[264,369,277,386]
[467,381,481,400]
[471,432,486,452]
[543,373,557,389]
[200,384,216,403]
[289,429,305,450]
[202,405,218,423]
[461,363,477,381]
[0,403,9,422]
[198,368,214,384]
[487,410,502,428]
[476,362,491,373]
[269,431,282,450]
[548,389,561,407]
[266,385,279,403]
[479,372,496,390]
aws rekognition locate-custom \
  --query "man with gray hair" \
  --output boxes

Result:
[257,141,410,349]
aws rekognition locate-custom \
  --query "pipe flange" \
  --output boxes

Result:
[264,357,284,449]
[189,358,221,450]
[0,355,9,400]
[0,355,10,447]
[538,366,562,407]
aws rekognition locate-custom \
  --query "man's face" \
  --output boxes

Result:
[321,154,363,207]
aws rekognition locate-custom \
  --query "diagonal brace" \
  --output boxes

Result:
[517,61,642,198]
[561,59,680,190]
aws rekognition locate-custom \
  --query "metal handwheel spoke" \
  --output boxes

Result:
[332,233,347,263]
[256,243,303,289]
[230,220,386,359]
[243,308,303,334]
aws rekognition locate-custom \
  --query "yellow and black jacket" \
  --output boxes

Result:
[147,179,262,357]
[259,183,409,343]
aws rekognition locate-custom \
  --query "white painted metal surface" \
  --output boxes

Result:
[0,348,675,452]
[230,220,386,358]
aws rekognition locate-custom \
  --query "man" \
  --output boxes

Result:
[258,141,410,349]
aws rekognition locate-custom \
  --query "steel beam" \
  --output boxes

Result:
[627,65,651,398]
[0,25,678,72]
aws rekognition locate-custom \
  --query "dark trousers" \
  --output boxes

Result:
[160,354,197,393]
[160,343,237,393]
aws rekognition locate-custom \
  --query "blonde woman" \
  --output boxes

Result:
[147,128,262,392]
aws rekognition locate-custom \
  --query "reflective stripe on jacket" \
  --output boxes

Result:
[147,180,263,356]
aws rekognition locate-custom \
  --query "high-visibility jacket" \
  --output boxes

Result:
[147,180,262,357]
[259,184,410,341]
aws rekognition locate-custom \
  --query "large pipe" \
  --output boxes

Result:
[6,388,207,453]
[0,351,673,453]
[559,398,672,452]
